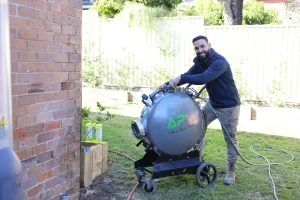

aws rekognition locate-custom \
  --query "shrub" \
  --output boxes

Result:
[91,0,125,18]
[243,0,279,25]
[184,0,224,25]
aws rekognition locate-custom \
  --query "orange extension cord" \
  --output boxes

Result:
[108,150,139,200]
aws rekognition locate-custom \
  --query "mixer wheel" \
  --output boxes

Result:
[196,162,218,188]
[142,182,156,194]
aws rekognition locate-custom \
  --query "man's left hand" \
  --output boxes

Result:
[169,75,181,88]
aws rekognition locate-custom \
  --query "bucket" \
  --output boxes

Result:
[60,192,70,200]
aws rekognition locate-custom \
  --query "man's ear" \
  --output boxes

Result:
[208,42,211,48]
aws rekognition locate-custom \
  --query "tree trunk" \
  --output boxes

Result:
[221,0,243,25]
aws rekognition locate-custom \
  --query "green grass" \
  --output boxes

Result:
[82,115,300,200]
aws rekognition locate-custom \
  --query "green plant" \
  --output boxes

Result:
[82,106,91,118]
[184,0,224,25]
[82,39,105,87]
[95,101,114,123]
[266,61,290,107]
[91,0,125,18]
[243,0,279,25]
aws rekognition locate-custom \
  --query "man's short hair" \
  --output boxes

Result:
[192,35,208,44]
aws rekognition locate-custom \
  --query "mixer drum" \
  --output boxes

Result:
[147,92,205,155]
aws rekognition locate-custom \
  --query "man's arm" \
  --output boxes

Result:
[180,59,227,85]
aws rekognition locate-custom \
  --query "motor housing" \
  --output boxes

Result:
[132,88,205,155]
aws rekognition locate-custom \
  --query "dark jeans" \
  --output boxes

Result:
[202,104,240,163]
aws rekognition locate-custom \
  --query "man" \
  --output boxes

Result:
[159,35,241,185]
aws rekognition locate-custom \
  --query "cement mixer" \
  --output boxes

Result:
[131,85,218,193]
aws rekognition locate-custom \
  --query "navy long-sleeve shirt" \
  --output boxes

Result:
[179,48,241,108]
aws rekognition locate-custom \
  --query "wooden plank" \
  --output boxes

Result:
[102,142,108,173]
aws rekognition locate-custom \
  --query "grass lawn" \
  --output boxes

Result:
[82,115,300,200]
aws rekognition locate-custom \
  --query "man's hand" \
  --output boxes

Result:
[169,75,181,88]
[158,83,167,90]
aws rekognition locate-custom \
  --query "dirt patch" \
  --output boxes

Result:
[246,192,274,199]
[79,161,133,200]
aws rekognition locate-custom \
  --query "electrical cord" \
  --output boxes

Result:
[197,96,294,200]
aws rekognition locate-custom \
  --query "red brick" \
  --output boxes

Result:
[28,166,39,178]
[18,29,37,40]
[52,110,67,120]
[28,183,44,197]
[53,33,68,43]
[75,9,82,18]
[45,22,62,33]
[18,94,37,105]
[38,10,54,22]
[75,27,81,37]
[54,53,68,62]
[38,73,53,82]
[37,132,54,143]
[38,170,53,183]
[45,43,62,53]
[61,82,75,90]
[10,16,28,28]
[17,115,36,127]
[53,13,69,24]
[28,40,45,51]
[12,96,18,108]
[28,63,46,72]
[68,72,81,81]
[69,36,80,44]
[61,63,75,72]
[10,0,27,6]
[29,19,46,31]
[38,31,54,42]
[11,39,27,50]
[14,128,27,139]
[44,101,61,112]
[53,91,68,100]
[32,144,46,155]
[37,52,55,62]
[45,121,61,131]
[54,73,68,81]
[61,117,74,128]
[18,6,37,19]
[37,151,53,163]
[45,83,61,92]
[69,17,80,26]
[13,106,28,118]
[68,54,81,63]
[27,124,44,136]
[10,28,17,38]
[68,90,80,99]
[62,25,75,34]
[36,112,52,123]
[45,63,61,72]
[12,84,28,95]
[19,51,36,62]
[61,5,76,16]
[11,73,17,84]
[46,2,62,13]
[12,62,28,73]
[69,0,82,9]
[75,81,81,89]
[27,104,44,114]
[17,73,38,84]
[56,0,69,5]
[28,0,45,9]
[11,50,18,62]
[38,93,53,103]
[9,4,17,16]
[16,148,33,160]
[29,83,46,93]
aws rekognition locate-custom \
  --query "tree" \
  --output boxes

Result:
[219,0,243,25]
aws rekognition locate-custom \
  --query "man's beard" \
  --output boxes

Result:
[197,51,209,60]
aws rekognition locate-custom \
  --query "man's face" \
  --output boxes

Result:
[193,39,211,60]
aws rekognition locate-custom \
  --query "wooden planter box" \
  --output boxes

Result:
[80,142,108,187]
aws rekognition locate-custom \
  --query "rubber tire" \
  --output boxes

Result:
[142,182,156,194]
[196,162,218,188]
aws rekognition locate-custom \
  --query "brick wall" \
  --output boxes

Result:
[9,0,82,199]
